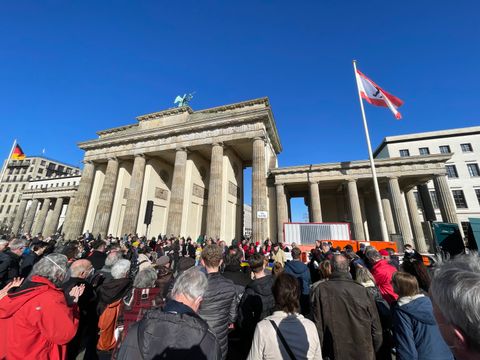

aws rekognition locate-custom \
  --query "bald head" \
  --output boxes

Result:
[70,259,93,279]
[332,254,349,273]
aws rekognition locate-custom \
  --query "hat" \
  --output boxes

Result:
[156,255,170,267]
[379,249,389,256]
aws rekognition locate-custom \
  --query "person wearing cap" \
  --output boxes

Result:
[271,242,286,266]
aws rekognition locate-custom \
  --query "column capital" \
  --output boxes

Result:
[388,176,399,181]
[175,146,189,153]
[253,136,266,143]
[308,180,319,185]
[82,160,94,165]
[275,182,285,187]
[211,142,224,148]
[133,153,146,158]
[107,156,118,162]
[346,178,357,184]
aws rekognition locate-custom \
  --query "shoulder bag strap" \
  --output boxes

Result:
[269,320,297,360]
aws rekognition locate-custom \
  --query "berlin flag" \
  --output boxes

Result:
[355,69,404,119]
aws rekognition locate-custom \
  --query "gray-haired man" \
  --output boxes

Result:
[431,254,480,360]
[118,267,221,360]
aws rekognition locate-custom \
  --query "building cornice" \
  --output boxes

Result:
[78,98,282,154]
[271,154,452,175]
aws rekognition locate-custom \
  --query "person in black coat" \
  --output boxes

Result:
[0,238,27,289]
[222,247,250,289]
[118,267,221,360]
[237,253,275,357]
[62,259,98,360]
[88,240,107,271]
[20,241,48,278]
[198,244,239,360]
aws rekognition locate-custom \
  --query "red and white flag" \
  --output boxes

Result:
[355,69,404,119]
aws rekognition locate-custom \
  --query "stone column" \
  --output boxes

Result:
[23,199,39,234]
[276,183,288,243]
[381,191,396,235]
[347,179,365,240]
[405,189,428,252]
[252,137,268,242]
[418,184,436,222]
[166,148,188,236]
[92,157,119,238]
[64,161,95,240]
[32,198,51,236]
[309,182,323,223]
[43,198,64,237]
[388,177,413,245]
[121,155,146,235]
[206,143,224,239]
[433,174,459,225]
[11,199,28,235]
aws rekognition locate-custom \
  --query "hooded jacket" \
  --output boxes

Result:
[238,275,275,333]
[371,259,398,305]
[0,275,79,360]
[393,295,454,360]
[284,260,312,295]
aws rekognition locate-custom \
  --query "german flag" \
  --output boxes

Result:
[11,144,26,160]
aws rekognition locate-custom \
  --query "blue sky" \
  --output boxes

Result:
[1,1,479,220]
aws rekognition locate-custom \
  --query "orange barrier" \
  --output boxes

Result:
[298,240,398,255]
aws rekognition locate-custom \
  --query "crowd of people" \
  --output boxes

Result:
[0,231,479,360]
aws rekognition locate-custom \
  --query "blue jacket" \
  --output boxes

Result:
[284,260,311,295]
[393,295,453,360]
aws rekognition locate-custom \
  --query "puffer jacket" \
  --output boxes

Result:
[118,299,221,360]
[284,259,311,295]
[198,272,239,359]
[393,295,454,360]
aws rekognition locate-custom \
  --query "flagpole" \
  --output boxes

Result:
[0,139,17,184]
[352,60,390,242]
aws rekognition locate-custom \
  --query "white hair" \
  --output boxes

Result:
[430,253,480,352]
[31,253,68,287]
[111,259,131,279]
[133,268,158,288]
[105,251,123,267]
[171,267,207,301]
[9,238,27,251]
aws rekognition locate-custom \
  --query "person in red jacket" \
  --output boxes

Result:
[0,253,84,360]
[366,247,398,305]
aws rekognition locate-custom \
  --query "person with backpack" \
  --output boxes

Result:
[247,272,321,359]
[96,259,132,354]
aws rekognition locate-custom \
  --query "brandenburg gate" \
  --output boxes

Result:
[63,98,282,242]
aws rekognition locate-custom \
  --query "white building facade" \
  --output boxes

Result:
[374,126,480,239]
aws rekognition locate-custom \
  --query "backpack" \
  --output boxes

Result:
[97,299,123,351]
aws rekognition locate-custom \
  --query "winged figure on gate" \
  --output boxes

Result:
[174,92,195,107]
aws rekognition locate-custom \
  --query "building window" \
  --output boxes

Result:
[467,163,480,177]
[439,145,451,154]
[6,185,10,192]
[0,185,2,192]
[10,194,14,203]
[461,143,473,153]
[8,168,13,175]
[21,184,25,190]
[40,160,46,166]
[6,205,11,214]
[419,147,430,155]
[2,195,7,202]
[452,189,468,209]
[0,206,3,214]
[399,149,410,157]
[430,191,439,209]
[413,191,422,208]
[446,165,458,178]
[38,168,43,174]
[13,185,18,192]
[475,189,480,205]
